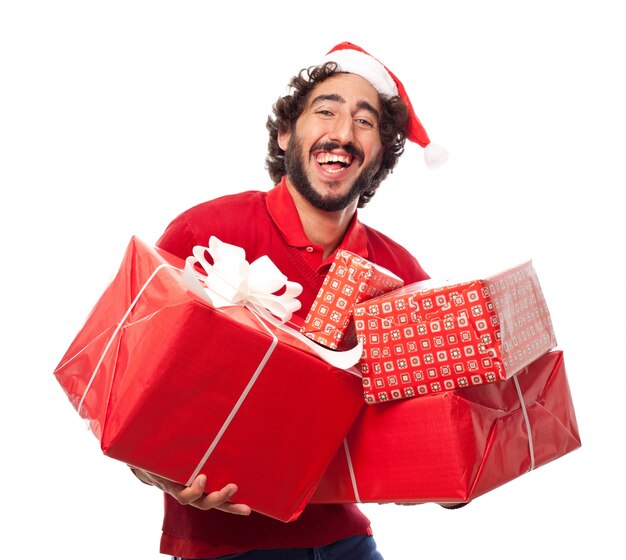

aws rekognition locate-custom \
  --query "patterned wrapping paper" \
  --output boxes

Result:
[310,350,581,505]
[354,260,557,403]
[301,250,404,350]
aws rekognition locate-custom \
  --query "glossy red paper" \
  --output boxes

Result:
[54,237,364,522]
[310,350,580,504]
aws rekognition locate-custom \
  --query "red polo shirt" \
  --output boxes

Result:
[156,177,428,558]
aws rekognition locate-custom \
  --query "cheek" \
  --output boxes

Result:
[365,138,383,164]
[299,117,331,143]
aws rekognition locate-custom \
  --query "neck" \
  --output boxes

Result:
[284,178,358,260]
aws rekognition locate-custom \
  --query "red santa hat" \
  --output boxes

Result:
[323,41,448,168]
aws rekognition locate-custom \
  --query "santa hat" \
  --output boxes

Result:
[322,42,448,168]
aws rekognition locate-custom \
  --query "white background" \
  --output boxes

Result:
[1,2,624,558]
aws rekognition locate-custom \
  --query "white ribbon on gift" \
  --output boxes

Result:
[182,236,363,370]
[183,237,302,323]
[342,372,536,504]
[513,370,536,471]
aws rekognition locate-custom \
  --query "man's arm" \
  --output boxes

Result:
[130,467,251,515]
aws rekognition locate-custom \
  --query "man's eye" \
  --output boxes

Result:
[356,118,374,128]
[316,110,334,117]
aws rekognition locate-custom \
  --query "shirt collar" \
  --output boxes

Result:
[266,176,369,261]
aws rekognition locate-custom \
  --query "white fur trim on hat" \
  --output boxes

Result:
[322,49,398,97]
[424,143,449,169]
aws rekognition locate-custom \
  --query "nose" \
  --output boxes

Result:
[328,113,355,146]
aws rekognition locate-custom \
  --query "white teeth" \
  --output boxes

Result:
[316,152,352,165]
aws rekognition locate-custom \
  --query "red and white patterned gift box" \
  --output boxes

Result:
[354,260,557,403]
[301,250,404,350]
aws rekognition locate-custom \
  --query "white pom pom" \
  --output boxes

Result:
[424,143,449,169]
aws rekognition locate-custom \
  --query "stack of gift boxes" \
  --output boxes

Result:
[54,239,581,522]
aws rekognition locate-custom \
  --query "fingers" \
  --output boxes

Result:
[438,501,470,509]
[216,501,252,516]
[131,469,251,515]
[175,474,208,504]
[176,477,251,515]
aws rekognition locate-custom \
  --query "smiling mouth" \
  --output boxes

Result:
[315,151,355,174]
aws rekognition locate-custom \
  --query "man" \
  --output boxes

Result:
[132,42,446,559]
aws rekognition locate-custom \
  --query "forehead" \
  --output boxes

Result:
[307,73,382,112]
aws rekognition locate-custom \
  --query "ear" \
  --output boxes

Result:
[278,129,291,152]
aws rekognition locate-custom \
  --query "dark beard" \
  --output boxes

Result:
[284,136,380,212]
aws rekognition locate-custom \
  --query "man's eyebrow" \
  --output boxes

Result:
[310,93,344,106]
[310,94,380,121]
[357,100,380,121]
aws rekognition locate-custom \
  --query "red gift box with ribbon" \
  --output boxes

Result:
[354,260,557,403]
[300,250,404,350]
[53,236,364,522]
[310,350,580,505]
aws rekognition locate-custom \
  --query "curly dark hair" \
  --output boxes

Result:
[265,62,409,208]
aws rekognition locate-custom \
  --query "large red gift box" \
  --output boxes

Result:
[53,237,364,522]
[301,250,404,350]
[311,350,580,505]
[354,260,557,403]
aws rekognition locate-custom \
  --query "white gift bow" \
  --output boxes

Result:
[182,236,363,370]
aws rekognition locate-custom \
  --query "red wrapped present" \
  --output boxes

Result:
[53,236,364,522]
[301,250,404,350]
[354,260,557,403]
[310,350,580,505]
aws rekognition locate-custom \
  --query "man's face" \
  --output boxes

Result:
[279,73,383,212]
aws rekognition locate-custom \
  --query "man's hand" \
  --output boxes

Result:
[131,468,251,515]
[437,502,470,509]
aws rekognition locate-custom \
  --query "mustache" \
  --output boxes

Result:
[310,142,364,163]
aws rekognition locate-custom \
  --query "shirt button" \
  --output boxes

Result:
[306,246,314,253]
